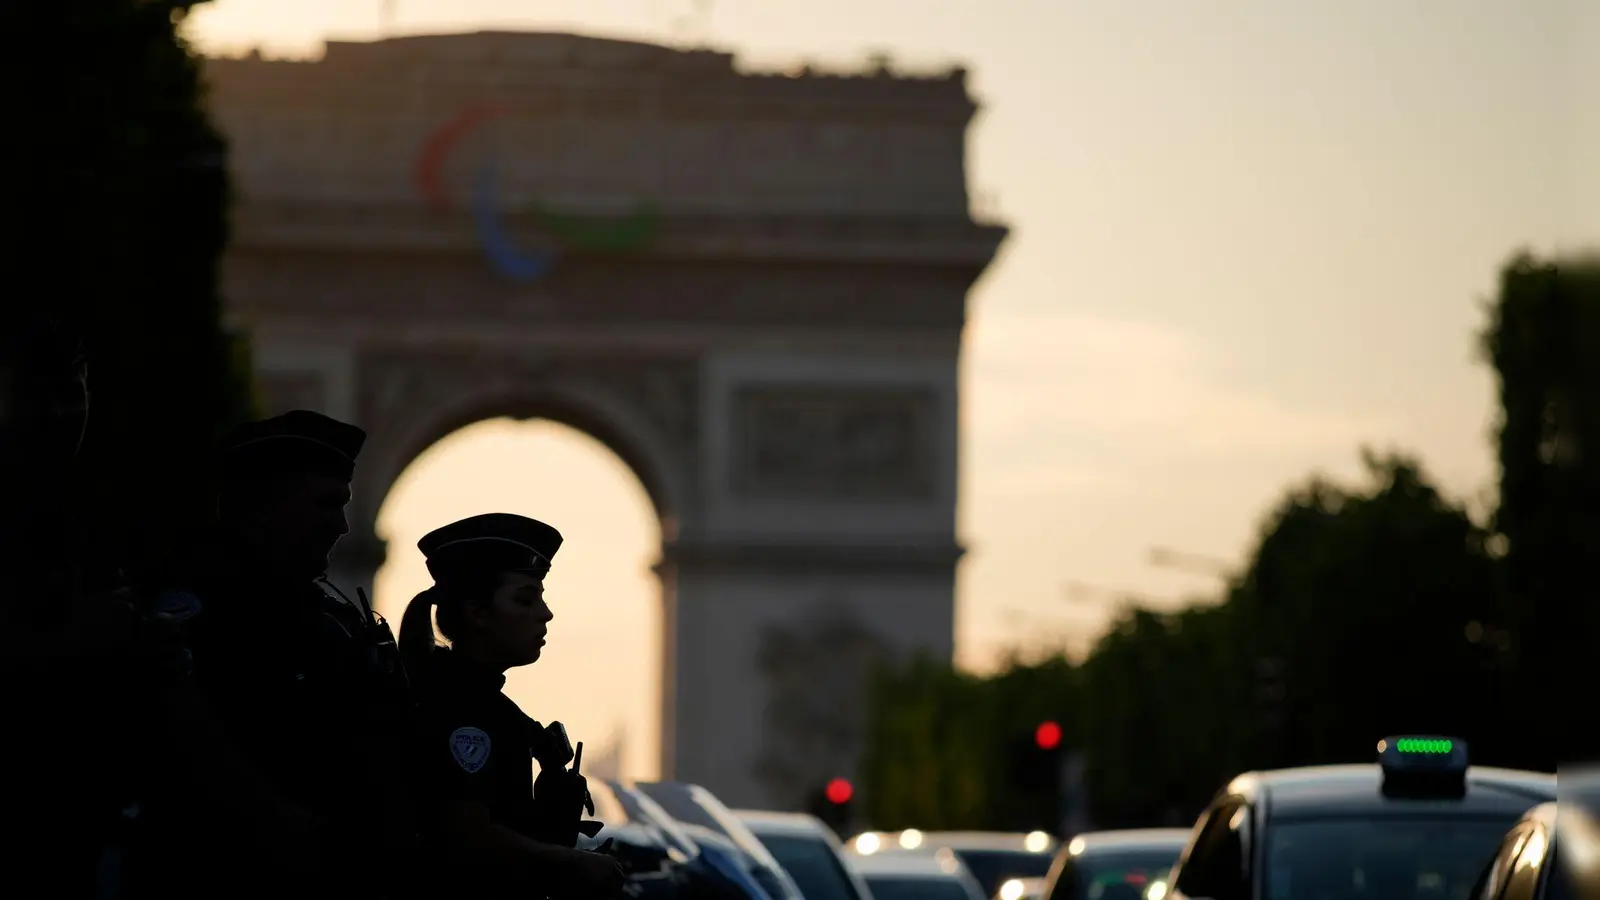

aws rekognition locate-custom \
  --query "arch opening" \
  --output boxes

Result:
[372,416,663,781]
[363,382,687,541]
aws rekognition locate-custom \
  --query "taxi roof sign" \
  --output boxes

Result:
[1378,735,1468,798]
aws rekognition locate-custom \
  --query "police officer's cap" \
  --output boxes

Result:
[220,409,365,482]
[419,513,563,581]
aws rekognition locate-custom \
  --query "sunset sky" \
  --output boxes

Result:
[184,0,1590,779]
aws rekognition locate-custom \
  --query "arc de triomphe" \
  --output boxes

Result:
[205,31,1005,808]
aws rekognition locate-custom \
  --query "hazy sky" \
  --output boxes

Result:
[185,0,1586,779]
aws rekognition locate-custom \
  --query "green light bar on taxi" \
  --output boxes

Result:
[1394,738,1454,755]
[1378,735,1469,797]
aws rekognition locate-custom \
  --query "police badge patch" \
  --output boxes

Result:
[450,726,492,773]
[152,590,203,623]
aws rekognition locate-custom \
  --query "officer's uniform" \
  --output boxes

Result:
[411,514,588,894]
[0,317,185,898]
[129,411,415,898]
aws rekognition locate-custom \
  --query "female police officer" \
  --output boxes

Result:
[399,512,626,899]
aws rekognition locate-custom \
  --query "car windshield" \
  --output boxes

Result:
[865,876,974,900]
[643,787,728,834]
[758,833,864,900]
[952,850,1055,898]
[589,781,632,826]
[608,783,699,856]
[1047,849,1181,900]
[1265,816,1517,900]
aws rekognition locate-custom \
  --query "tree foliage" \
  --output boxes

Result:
[1482,252,1599,765]
[4,0,255,576]
[861,250,1594,829]
[860,654,997,830]
[1077,602,1246,827]
[859,653,1077,830]
[862,453,1512,830]
[1231,453,1508,761]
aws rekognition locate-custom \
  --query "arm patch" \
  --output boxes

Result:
[449,726,492,773]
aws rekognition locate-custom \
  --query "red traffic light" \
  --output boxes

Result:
[825,777,854,805]
[1035,721,1063,750]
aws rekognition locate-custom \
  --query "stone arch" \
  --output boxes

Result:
[359,372,691,543]
[214,29,1005,808]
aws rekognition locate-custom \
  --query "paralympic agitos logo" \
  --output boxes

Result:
[412,107,659,283]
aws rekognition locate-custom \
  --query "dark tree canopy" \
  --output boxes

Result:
[1482,251,1599,765]
[860,250,1593,828]
[862,452,1513,829]
[3,0,255,577]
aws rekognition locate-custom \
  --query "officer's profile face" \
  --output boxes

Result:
[246,471,352,576]
[464,570,553,667]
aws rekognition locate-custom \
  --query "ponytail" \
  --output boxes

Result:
[399,571,507,675]
[399,587,441,675]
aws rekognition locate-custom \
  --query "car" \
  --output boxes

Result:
[735,809,878,900]
[848,830,1060,899]
[1468,799,1600,900]
[579,778,698,900]
[636,781,809,900]
[1037,828,1190,900]
[1165,735,1556,900]
[684,823,792,900]
[992,876,1047,900]
[586,778,766,900]
[848,847,989,900]
[593,778,702,859]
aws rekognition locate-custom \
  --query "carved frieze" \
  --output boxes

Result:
[730,385,937,500]
[355,349,700,468]
[224,249,979,332]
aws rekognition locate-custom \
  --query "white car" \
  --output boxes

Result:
[736,809,878,900]
[635,781,808,900]
[848,847,988,900]
[847,830,1059,900]
[991,876,1046,900]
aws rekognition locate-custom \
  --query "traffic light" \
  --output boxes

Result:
[1005,722,1065,832]
[1035,721,1063,751]
[806,777,855,836]
[1253,657,1288,765]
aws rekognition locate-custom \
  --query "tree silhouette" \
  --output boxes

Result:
[4,0,255,579]
[1482,251,1599,768]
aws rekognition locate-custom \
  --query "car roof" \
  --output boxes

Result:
[1230,764,1556,818]
[1562,765,1600,810]
[1524,802,1558,827]
[735,809,837,838]
[850,850,972,878]
[917,832,1061,852]
[682,823,742,853]
[1067,828,1192,855]
[601,779,701,856]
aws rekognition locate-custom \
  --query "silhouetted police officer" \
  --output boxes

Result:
[131,410,416,898]
[399,512,625,900]
[0,316,205,898]
[1,315,112,895]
